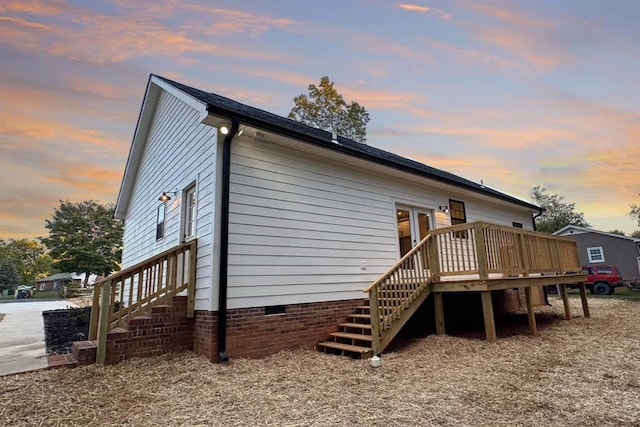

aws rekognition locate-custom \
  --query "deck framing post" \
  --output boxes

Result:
[434,292,445,335]
[187,240,197,318]
[369,286,382,355]
[558,284,571,320]
[578,282,590,318]
[524,286,538,336]
[88,283,101,341]
[480,291,497,342]
[474,223,489,280]
[96,279,112,365]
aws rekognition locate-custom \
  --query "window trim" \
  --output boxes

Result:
[449,199,467,238]
[156,203,166,241]
[587,246,605,263]
[448,199,467,225]
[182,183,197,242]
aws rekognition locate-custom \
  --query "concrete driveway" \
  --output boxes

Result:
[0,300,76,376]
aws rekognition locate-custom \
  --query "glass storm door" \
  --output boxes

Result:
[396,207,432,258]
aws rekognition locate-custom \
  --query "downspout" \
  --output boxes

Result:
[532,208,543,232]
[217,117,239,362]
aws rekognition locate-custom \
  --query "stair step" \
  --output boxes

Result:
[330,332,373,341]
[318,341,372,355]
[350,314,371,320]
[339,322,372,330]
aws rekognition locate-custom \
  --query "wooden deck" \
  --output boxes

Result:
[363,222,589,355]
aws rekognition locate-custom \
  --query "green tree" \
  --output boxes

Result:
[0,239,53,285]
[630,203,640,228]
[41,201,123,283]
[288,76,370,143]
[0,260,20,293]
[531,186,590,233]
[631,230,640,238]
[608,229,626,236]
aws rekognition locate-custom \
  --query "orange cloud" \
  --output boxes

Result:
[0,15,48,29]
[397,3,452,19]
[424,39,523,72]
[464,2,550,29]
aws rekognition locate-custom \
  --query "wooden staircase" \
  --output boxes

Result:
[317,221,585,359]
[318,304,373,358]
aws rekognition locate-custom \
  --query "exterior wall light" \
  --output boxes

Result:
[439,205,450,213]
[158,191,176,202]
[220,126,229,135]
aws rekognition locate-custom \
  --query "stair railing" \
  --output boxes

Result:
[89,240,197,364]
[364,222,582,354]
[364,233,436,354]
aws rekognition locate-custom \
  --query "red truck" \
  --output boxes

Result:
[547,265,624,295]
[580,265,624,295]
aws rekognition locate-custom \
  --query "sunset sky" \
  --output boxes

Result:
[1,0,639,239]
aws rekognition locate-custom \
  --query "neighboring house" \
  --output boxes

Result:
[35,273,98,291]
[35,273,82,291]
[554,225,640,281]
[113,75,550,362]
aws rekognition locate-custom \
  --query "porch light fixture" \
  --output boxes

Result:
[158,191,176,202]
[439,205,450,213]
[220,126,229,135]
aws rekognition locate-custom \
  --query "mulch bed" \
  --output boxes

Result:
[42,307,92,355]
[3,298,639,426]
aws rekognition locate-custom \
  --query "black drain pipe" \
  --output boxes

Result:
[217,118,239,362]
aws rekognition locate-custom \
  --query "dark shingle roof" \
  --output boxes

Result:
[155,75,540,211]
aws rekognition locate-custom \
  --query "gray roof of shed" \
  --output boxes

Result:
[152,75,541,212]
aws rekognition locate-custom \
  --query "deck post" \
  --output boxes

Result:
[88,283,102,341]
[558,284,571,320]
[474,223,489,280]
[480,291,497,342]
[96,279,112,365]
[369,287,382,355]
[524,287,538,336]
[578,282,590,318]
[434,292,445,335]
[187,241,197,318]
[428,237,441,282]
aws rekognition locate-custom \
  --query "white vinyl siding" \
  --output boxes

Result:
[226,137,534,309]
[120,89,217,311]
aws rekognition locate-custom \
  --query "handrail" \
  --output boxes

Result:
[89,240,198,363]
[364,221,582,354]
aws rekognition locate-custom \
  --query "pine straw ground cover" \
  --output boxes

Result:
[1,297,639,427]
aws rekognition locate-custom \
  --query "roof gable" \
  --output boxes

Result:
[115,74,542,218]
[554,225,640,242]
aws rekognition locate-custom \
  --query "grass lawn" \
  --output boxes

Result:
[1,297,639,426]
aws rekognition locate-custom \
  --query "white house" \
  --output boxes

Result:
[113,75,547,361]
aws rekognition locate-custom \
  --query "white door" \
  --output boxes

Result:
[396,206,433,258]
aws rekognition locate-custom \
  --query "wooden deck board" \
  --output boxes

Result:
[431,273,587,293]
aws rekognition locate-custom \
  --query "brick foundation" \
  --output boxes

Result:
[193,299,365,361]
[104,296,194,365]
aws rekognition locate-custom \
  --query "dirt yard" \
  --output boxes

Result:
[1,296,639,426]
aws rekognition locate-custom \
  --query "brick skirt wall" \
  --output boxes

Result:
[193,298,365,361]
[105,296,194,364]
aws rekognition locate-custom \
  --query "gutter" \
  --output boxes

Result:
[217,117,240,362]
[204,104,540,213]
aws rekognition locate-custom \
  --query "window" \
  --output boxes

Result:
[449,199,466,225]
[449,199,467,238]
[156,203,166,241]
[183,185,197,241]
[587,246,605,263]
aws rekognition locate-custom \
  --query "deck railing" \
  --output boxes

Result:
[89,240,197,364]
[365,222,581,353]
